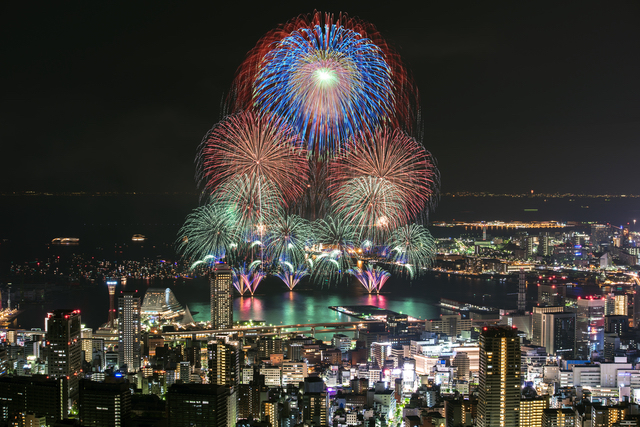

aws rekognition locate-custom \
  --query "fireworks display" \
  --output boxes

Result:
[275,262,309,291]
[349,264,391,294]
[198,112,309,205]
[233,262,266,296]
[265,214,312,266]
[179,11,439,291]
[388,224,437,278]
[230,12,416,155]
[177,204,239,262]
[329,128,439,222]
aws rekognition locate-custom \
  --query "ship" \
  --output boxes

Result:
[51,237,79,245]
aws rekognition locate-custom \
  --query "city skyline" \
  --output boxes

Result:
[2,3,639,194]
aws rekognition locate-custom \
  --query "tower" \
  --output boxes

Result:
[210,263,233,329]
[118,292,141,372]
[45,309,82,410]
[106,279,118,329]
[477,327,521,427]
[518,269,526,313]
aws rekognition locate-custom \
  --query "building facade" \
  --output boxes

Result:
[477,327,521,427]
[210,263,233,329]
[118,292,141,372]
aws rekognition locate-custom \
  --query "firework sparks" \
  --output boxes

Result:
[177,203,240,262]
[213,175,282,240]
[387,223,436,278]
[275,261,309,290]
[311,215,358,282]
[349,264,391,293]
[330,128,439,222]
[330,176,404,243]
[232,262,265,296]
[265,214,312,266]
[198,111,308,204]
[230,12,415,155]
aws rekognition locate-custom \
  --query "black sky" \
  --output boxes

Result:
[2,2,639,194]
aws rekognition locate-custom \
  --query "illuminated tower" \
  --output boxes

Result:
[210,263,233,329]
[46,309,82,412]
[477,327,521,427]
[118,291,141,372]
[106,279,118,329]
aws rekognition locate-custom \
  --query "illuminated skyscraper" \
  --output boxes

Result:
[118,292,140,372]
[577,297,605,359]
[210,263,233,329]
[477,327,521,427]
[208,339,240,422]
[45,309,82,410]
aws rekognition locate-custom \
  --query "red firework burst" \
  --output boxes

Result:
[329,128,439,222]
[197,111,309,205]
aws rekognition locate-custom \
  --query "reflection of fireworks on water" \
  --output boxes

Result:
[177,204,239,262]
[387,224,436,278]
[230,12,415,155]
[275,262,309,290]
[331,176,403,243]
[311,215,358,283]
[330,128,439,221]
[232,262,265,296]
[349,264,391,294]
[265,214,312,265]
[198,112,308,205]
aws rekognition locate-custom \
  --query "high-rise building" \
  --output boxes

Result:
[532,307,576,358]
[45,309,82,408]
[477,327,521,427]
[0,375,67,426]
[207,339,240,387]
[576,297,605,359]
[261,400,278,426]
[81,327,93,364]
[210,263,233,329]
[519,396,548,427]
[302,377,328,426]
[258,337,283,358]
[78,378,131,427]
[118,291,141,372]
[518,269,526,312]
[208,339,240,422]
[167,384,232,427]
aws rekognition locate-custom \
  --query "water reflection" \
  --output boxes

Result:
[364,293,387,308]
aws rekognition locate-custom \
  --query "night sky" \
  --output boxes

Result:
[2,2,639,194]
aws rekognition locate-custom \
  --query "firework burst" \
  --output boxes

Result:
[198,111,308,204]
[310,215,358,282]
[349,264,391,293]
[265,214,312,265]
[177,203,240,262]
[233,262,265,296]
[331,176,403,243]
[230,12,415,155]
[275,262,309,290]
[330,128,439,222]
[213,175,282,240]
[387,223,436,278]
